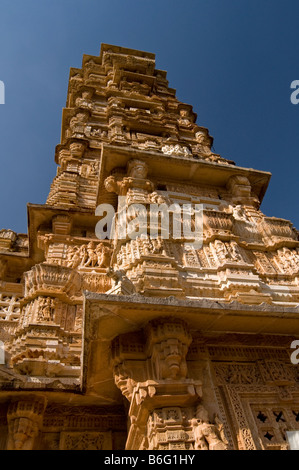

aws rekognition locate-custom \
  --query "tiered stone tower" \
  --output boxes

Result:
[0,44,299,450]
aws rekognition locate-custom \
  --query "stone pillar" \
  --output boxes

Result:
[6,396,47,450]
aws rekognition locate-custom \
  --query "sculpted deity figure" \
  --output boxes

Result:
[95,243,111,268]
[104,159,154,204]
[232,204,250,222]
[178,108,192,126]
[226,363,253,384]
[146,319,192,381]
[75,90,93,109]
[114,363,137,401]
[69,141,85,158]
[104,175,124,195]
[138,236,166,256]
[39,297,55,322]
[10,417,37,450]
[84,242,98,267]
[194,130,213,157]
[7,398,46,450]
[66,245,81,268]
[191,405,228,450]
[214,240,230,263]
[66,243,109,269]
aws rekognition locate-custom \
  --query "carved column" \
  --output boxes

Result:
[6,396,47,450]
[112,317,224,450]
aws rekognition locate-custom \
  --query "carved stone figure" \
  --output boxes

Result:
[278,247,299,272]
[69,141,85,158]
[95,242,111,267]
[178,109,192,126]
[214,240,230,263]
[80,161,98,178]
[84,242,98,267]
[107,267,135,293]
[194,130,213,156]
[69,112,89,135]
[229,242,243,262]
[127,159,148,179]
[232,204,250,222]
[66,245,81,268]
[7,398,47,450]
[114,364,137,401]
[104,159,154,205]
[149,191,167,204]
[145,318,192,381]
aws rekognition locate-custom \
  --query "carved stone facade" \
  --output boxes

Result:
[0,44,298,450]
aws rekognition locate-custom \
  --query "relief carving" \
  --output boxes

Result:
[2,44,299,452]
[276,247,299,274]
[161,144,191,157]
[65,242,111,269]
[37,297,55,322]
[191,405,228,450]
[105,159,154,204]
[145,318,192,381]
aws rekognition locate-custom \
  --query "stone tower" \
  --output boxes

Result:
[0,44,299,450]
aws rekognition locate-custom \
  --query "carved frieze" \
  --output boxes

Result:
[7,396,47,450]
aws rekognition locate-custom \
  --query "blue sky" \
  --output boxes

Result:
[0,0,298,233]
